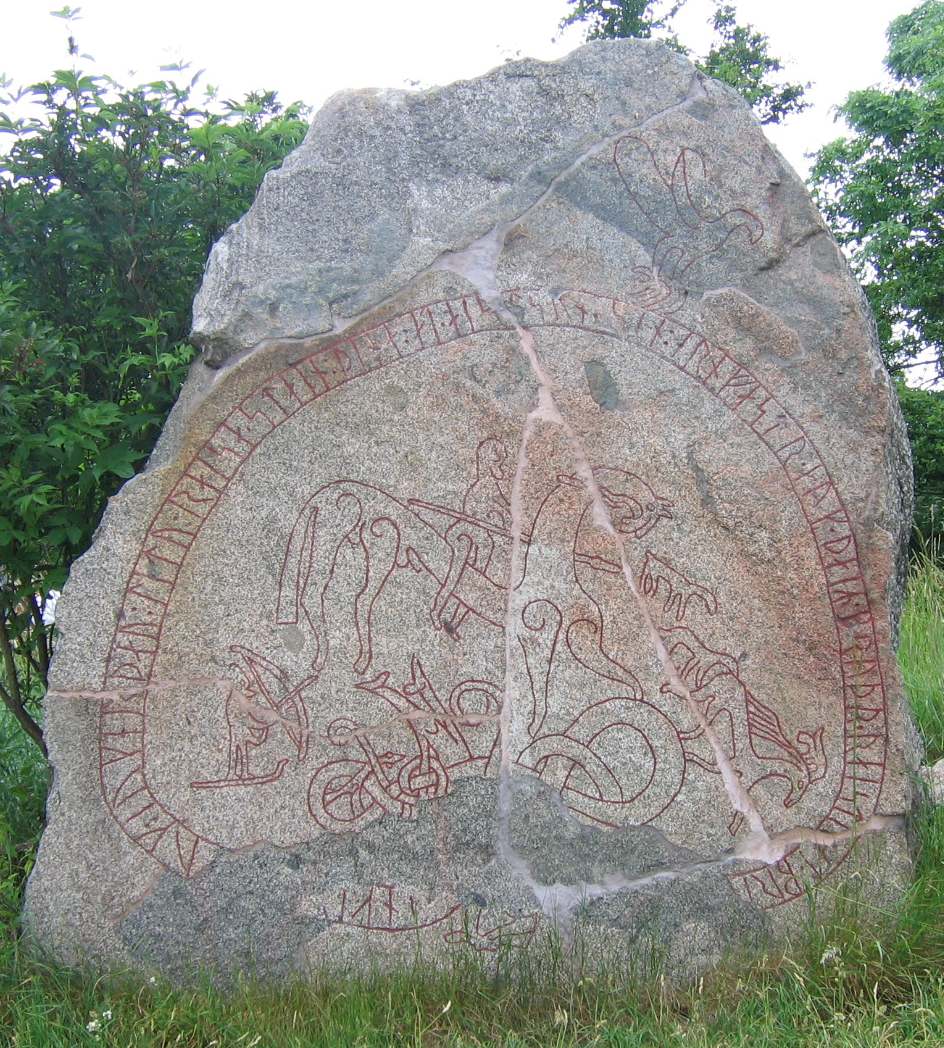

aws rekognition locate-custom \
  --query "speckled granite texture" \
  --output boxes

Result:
[25,38,917,983]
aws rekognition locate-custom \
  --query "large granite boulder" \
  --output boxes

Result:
[25,39,918,982]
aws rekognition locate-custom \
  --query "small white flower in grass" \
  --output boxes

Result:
[102,1010,112,1021]
[148,976,157,985]
[86,1018,101,1033]
[820,944,841,967]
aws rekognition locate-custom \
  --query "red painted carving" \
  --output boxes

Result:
[276,439,514,678]
[510,483,826,834]
[99,273,886,917]
[315,884,539,952]
[517,696,686,827]
[190,645,312,789]
[307,657,500,833]
[659,624,828,833]
[639,550,718,622]
[518,599,562,740]
[511,286,885,904]
[442,911,540,953]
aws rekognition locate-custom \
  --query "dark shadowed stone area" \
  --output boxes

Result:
[25,38,917,984]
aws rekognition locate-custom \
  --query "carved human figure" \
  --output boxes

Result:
[461,436,512,529]
[191,645,310,790]
[423,436,514,636]
[193,440,824,840]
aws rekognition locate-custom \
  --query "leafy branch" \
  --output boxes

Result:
[0,33,310,753]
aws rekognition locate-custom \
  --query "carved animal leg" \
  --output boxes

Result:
[353,517,400,676]
[432,532,474,632]
[728,772,792,836]
[441,600,471,636]
[299,512,360,672]
[519,599,562,739]
[224,688,246,779]
[232,735,248,780]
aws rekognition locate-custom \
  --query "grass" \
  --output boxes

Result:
[899,543,944,764]
[0,551,942,1046]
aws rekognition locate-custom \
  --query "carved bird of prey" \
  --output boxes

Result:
[614,135,764,313]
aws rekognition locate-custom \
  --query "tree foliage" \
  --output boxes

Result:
[0,28,309,751]
[699,5,808,125]
[810,0,944,382]
[560,0,809,124]
[561,0,686,44]
[809,1,944,544]
[897,383,944,545]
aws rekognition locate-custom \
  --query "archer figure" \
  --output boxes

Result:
[191,645,312,789]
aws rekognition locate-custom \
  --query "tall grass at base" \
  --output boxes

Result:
[0,551,941,1046]
[899,542,944,761]
[0,701,45,939]
[2,835,943,1047]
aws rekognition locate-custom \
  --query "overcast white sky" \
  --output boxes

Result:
[3,0,917,178]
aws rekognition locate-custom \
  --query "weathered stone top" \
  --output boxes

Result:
[192,42,701,364]
[27,39,917,983]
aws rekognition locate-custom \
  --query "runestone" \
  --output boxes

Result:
[26,39,918,981]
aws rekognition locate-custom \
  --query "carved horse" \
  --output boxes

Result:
[275,478,512,677]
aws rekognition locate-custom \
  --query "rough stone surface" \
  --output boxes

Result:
[922,759,944,806]
[26,39,918,983]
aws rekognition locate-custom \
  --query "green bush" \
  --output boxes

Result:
[897,384,944,548]
[0,38,309,750]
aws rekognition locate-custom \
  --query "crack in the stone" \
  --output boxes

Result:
[433,70,706,303]
[735,813,906,864]
[207,72,705,377]
[430,253,772,904]
[429,84,909,906]
[434,236,777,917]
[531,853,737,932]
[428,80,771,863]
[46,678,229,701]
[174,67,904,928]
[517,812,907,934]
[514,317,769,835]
[496,407,541,887]
[755,223,825,275]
